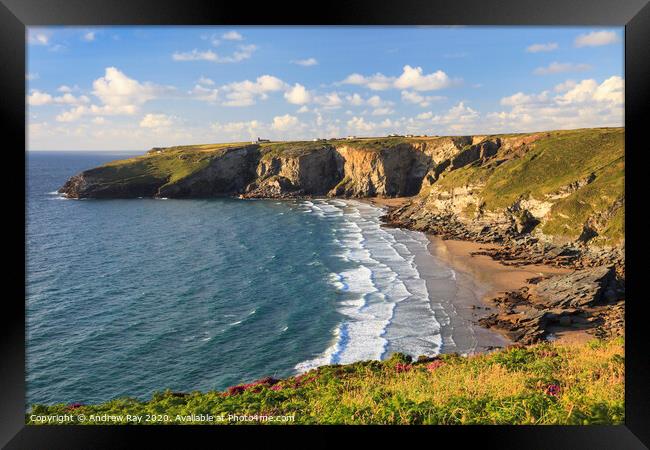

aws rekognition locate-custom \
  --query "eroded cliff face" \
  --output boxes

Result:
[327,144,431,198]
[59,138,472,200]
[58,128,624,251]
[159,145,261,198]
[244,145,343,197]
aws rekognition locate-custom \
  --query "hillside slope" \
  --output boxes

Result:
[59,128,624,251]
[28,338,624,425]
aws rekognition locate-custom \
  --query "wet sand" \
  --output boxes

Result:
[427,237,571,301]
[427,236,591,345]
[410,238,511,355]
[361,197,411,209]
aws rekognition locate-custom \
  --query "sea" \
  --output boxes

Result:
[26,151,468,408]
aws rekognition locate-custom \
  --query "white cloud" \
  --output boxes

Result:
[189,84,219,102]
[556,76,623,105]
[575,30,620,47]
[197,76,215,86]
[271,114,300,131]
[212,120,261,136]
[26,72,39,81]
[500,91,550,106]
[401,90,445,107]
[533,62,592,75]
[292,58,318,66]
[347,116,375,132]
[55,106,87,122]
[27,89,90,106]
[315,92,343,108]
[297,105,310,113]
[342,65,456,91]
[92,117,107,125]
[221,75,286,106]
[553,80,577,93]
[28,31,49,46]
[366,95,384,108]
[346,93,364,106]
[83,31,96,42]
[342,73,395,91]
[222,31,243,41]
[346,116,399,134]
[172,44,256,63]
[284,83,312,105]
[92,67,163,108]
[140,113,174,128]
[593,76,624,103]
[487,76,624,132]
[526,42,558,53]
[431,102,480,127]
[371,107,394,116]
[394,65,454,91]
[27,90,53,106]
[47,67,169,123]
[172,49,216,61]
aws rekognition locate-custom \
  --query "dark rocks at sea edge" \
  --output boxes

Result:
[477,266,624,344]
[382,206,625,278]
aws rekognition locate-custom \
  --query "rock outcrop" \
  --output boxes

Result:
[478,266,623,344]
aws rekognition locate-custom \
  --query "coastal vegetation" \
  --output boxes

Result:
[28,337,623,425]
[433,128,624,245]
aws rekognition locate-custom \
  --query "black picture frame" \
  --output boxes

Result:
[3,0,649,448]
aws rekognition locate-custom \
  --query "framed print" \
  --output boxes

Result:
[2,0,649,448]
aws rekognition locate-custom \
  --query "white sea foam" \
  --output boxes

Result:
[296,199,444,373]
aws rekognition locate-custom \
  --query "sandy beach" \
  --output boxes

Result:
[427,236,596,345]
[427,236,571,301]
[360,197,592,350]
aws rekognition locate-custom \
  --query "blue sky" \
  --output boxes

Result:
[27,26,624,150]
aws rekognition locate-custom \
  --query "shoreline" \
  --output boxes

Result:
[361,196,595,348]
[425,236,594,345]
[360,197,509,354]
[360,197,511,353]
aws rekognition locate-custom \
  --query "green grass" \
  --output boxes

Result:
[259,141,331,160]
[28,337,624,425]
[331,137,418,151]
[432,128,624,245]
[91,144,251,190]
[541,155,624,243]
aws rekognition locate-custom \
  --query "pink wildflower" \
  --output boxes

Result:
[426,360,445,372]
[545,384,561,397]
[395,363,413,373]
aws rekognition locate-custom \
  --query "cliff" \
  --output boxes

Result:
[59,128,624,250]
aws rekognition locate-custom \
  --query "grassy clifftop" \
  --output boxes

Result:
[431,128,624,246]
[28,338,623,425]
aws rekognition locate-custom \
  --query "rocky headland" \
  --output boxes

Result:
[59,127,625,345]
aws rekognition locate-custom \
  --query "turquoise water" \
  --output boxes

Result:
[26,152,454,407]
